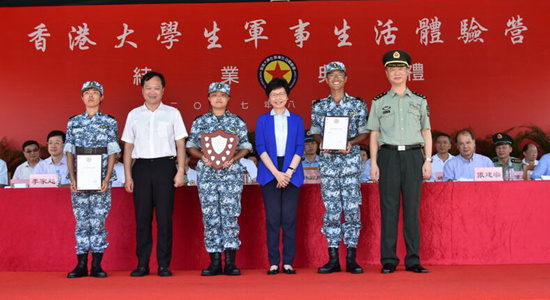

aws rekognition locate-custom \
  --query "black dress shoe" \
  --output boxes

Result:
[282,266,296,275]
[381,263,396,274]
[158,267,173,277]
[267,266,279,275]
[405,265,429,273]
[130,266,150,277]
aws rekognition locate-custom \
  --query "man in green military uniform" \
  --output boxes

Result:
[492,132,523,180]
[367,50,432,274]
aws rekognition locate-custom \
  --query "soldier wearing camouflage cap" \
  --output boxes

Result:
[187,82,252,276]
[492,132,523,179]
[311,61,368,274]
[64,80,121,278]
[367,50,431,274]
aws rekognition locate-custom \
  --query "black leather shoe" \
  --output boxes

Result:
[381,263,396,274]
[158,266,173,277]
[267,266,279,275]
[67,253,88,278]
[130,266,150,277]
[223,249,241,276]
[405,265,429,273]
[282,266,296,275]
[318,248,341,274]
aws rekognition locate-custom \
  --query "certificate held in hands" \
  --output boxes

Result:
[77,155,102,191]
[322,116,350,151]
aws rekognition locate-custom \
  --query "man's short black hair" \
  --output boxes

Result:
[22,140,39,151]
[436,133,452,142]
[141,71,166,88]
[455,129,475,143]
[522,143,536,153]
[47,130,66,143]
[265,78,290,97]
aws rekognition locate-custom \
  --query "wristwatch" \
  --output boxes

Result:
[425,157,433,162]
[288,166,296,173]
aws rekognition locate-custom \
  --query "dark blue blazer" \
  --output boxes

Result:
[255,111,305,187]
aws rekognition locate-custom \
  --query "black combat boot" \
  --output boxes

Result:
[346,247,364,274]
[318,247,341,274]
[201,252,223,276]
[90,252,107,278]
[67,253,88,278]
[223,249,241,276]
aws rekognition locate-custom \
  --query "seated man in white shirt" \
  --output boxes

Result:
[240,155,258,184]
[443,129,493,181]
[33,130,71,186]
[112,152,125,187]
[430,133,454,181]
[522,143,539,167]
[0,159,7,188]
[360,158,372,183]
[12,140,43,181]
[184,153,198,186]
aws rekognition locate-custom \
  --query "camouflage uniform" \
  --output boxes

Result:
[64,110,121,254]
[311,93,368,248]
[186,110,252,253]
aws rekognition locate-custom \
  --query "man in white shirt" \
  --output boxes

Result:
[522,143,539,166]
[0,159,7,187]
[430,133,454,182]
[443,129,493,181]
[240,156,258,184]
[111,153,125,188]
[33,130,70,186]
[122,72,187,277]
[12,140,42,181]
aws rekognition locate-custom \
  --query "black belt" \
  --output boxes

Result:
[76,147,107,155]
[135,156,175,161]
[381,144,422,151]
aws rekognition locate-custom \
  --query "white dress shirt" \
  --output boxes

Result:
[430,153,455,182]
[522,158,539,166]
[0,159,7,185]
[121,103,188,159]
[32,155,71,185]
[111,162,125,187]
[240,157,258,180]
[271,108,290,157]
[12,159,42,180]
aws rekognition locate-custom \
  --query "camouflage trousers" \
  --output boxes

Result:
[197,174,243,253]
[320,174,362,248]
[71,188,112,254]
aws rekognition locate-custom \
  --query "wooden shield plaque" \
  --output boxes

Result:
[201,129,239,170]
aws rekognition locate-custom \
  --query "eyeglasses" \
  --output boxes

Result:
[327,72,346,79]
[24,148,39,154]
[47,142,63,146]
[269,92,287,99]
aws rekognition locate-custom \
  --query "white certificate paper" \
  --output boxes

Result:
[322,116,350,150]
[77,155,102,191]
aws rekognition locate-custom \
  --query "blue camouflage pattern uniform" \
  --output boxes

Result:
[64,110,121,255]
[311,93,368,248]
[186,110,252,253]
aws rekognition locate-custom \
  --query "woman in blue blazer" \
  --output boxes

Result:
[255,78,305,275]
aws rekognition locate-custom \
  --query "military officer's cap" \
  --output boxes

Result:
[81,81,104,95]
[383,50,411,67]
[304,129,314,142]
[493,132,514,146]
[325,61,346,76]
[208,82,231,96]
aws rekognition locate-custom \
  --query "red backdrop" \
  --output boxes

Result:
[1,0,549,148]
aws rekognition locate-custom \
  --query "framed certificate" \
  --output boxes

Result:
[322,116,350,150]
[77,154,102,191]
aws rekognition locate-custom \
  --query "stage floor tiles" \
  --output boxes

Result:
[2,265,550,299]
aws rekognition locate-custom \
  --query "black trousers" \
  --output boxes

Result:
[378,147,423,267]
[261,157,300,266]
[132,157,176,267]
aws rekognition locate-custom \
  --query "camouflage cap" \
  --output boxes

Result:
[493,132,514,146]
[325,61,346,76]
[383,50,411,67]
[208,82,231,96]
[81,81,104,95]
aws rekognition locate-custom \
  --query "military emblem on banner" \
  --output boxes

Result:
[257,54,299,89]
[201,129,239,170]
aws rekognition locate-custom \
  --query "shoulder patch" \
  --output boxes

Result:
[511,158,522,163]
[69,114,79,120]
[105,114,116,120]
[411,90,427,99]
[372,92,387,101]
[193,115,203,122]
[312,98,323,106]
[492,157,499,162]
[236,115,246,124]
